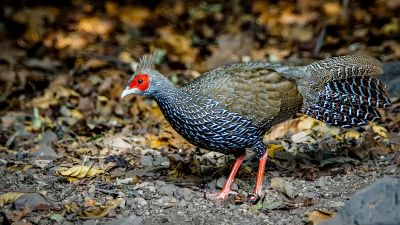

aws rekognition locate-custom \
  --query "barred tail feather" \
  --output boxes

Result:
[302,76,391,128]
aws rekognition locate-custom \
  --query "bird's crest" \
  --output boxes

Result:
[136,50,159,72]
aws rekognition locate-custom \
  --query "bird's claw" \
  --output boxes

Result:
[207,190,238,200]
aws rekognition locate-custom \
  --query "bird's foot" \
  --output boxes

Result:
[206,189,237,200]
[248,193,262,203]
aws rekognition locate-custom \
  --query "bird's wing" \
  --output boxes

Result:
[183,62,303,126]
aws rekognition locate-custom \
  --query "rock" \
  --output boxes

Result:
[321,177,400,225]
[103,136,132,149]
[153,156,170,168]
[178,188,193,201]
[82,220,98,225]
[158,184,176,196]
[140,156,153,167]
[216,177,226,189]
[178,199,188,207]
[106,214,143,225]
[40,130,58,144]
[155,196,177,208]
[207,179,217,190]
[231,183,238,191]
[33,145,59,160]
[14,193,52,211]
[316,176,330,189]
[137,197,148,207]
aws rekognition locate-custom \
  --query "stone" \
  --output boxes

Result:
[158,184,176,196]
[33,145,59,160]
[106,214,143,225]
[140,155,153,167]
[321,177,400,225]
[14,193,52,211]
[40,130,58,144]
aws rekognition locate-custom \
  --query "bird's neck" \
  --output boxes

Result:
[151,79,182,109]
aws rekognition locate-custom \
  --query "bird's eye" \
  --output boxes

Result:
[137,79,143,84]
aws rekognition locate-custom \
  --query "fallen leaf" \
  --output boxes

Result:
[372,124,388,138]
[28,85,79,109]
[267,144,284,158]
[306,210,335,225]
[298,116,319,130]
[157,26,198,65]
[79,198,124,218]
[0,192,24,207]
[76,17,114,36]
[344,130,361,139]
[291,131,311,143]
[56,166,104,182]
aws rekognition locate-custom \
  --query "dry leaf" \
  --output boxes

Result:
[265,118,301,140]
[157,26,198,65]
[298,116,319,131]
[291,131,311,143]
[79,198,124,218]
[76,17,114,36]
[28,85,79,109]
[267,144,284,158]
[0,192,24,207]
[372,124,388,138]
[119,6,151,28]
[344,130,361,139]
[56,166,104,182]
[306,210,336,225]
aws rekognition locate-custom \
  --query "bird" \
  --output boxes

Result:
[121,51,390,200]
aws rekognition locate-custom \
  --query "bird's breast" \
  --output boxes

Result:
[154,94,264,153]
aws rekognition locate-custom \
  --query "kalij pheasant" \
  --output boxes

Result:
[121,52,390,199]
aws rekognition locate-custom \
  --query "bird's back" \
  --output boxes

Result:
[182,62,303,128]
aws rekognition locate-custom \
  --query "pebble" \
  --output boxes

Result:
[34,145,59,160]
[158,184,176,196]
[40,130,58,144]
[153,156,170,168]
[14,193,52,211]
[316,176,330,189]
[137,197,148,207]
[216,177,238,191]
[140,156,153,167]
[106,214,143,225]
[177,188,193,201]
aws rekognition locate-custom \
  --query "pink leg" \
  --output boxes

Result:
[215,154,246,199]
[253,153,268,196]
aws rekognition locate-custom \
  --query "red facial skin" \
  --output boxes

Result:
[129,74,149,91]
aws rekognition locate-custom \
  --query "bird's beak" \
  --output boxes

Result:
[121,87,138,99]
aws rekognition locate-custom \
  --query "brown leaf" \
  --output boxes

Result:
[306,210,335,225]
[157,26,198,65]
[76,17,114,36]
[79,198,124,218]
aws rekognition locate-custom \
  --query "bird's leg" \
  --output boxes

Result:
[215,154,246,200]
[252,153,269,197]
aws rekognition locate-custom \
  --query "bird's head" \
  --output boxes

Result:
[121,51,168,98]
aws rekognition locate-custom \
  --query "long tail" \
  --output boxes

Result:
[277,55,391,128]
